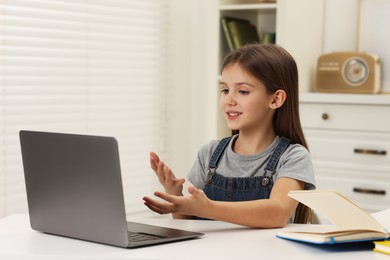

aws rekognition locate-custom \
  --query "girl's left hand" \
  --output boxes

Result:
[149,152,185,196]
[143,186,209,217]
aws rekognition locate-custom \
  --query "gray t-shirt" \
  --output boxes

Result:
[187,135,316,190]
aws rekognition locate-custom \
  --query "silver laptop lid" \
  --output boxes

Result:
[20,130,129,247]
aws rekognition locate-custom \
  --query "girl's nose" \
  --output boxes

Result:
[228,95,237,106]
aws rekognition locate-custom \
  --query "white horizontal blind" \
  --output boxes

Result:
[0,0,169,218]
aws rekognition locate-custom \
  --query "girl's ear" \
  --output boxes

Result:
[270,89,286,109]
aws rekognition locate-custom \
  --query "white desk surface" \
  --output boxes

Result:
[0,214,388,260]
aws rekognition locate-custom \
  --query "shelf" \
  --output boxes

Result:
[220,3,277,11]
[300,92,390,105]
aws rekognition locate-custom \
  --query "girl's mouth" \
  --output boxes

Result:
[226,112,242,119]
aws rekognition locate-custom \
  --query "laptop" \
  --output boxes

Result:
[19,130,203,248]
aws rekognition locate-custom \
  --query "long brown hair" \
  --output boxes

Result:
[221,43,308,149]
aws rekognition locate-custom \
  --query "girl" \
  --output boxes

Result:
[143,43,315,228]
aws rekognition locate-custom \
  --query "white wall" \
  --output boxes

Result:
[359,0,390,92]
[276,0,324,92]
[323,0,359,53]
[166,0,220,180]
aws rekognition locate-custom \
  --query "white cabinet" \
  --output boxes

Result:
[300,93,390,213]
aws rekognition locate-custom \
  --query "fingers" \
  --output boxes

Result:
[143,194,177,214]
[144,201,165,214]
[150,151,160,161]
[164,164,174,181]
[188,186,205,200]
[153,191,177,203]
[150,152,173,180]
[177,178,185,185]
[149,152,184,195]
[156,161,169,183]
[143,197,166,214]
[188,186,202,198]
[188,186,197,195]
[156,161,176,185]
[149,152,160,172]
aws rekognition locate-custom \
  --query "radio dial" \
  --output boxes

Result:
[342,57,369,86]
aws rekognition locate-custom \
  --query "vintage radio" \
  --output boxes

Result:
[316,52,381,94]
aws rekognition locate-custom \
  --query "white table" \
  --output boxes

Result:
[0,214,387,260]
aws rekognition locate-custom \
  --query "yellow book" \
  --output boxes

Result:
[374,240,390,255]
[276,190,390,244]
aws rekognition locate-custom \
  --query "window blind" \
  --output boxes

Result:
[0,0,169,218]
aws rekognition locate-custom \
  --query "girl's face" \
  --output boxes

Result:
[219,63,275,134]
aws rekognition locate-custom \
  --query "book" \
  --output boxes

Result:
[221,17,241,52]
[374,240,390,255]
[276,190,390,244]
[262,32,276,44]
[220,17,260,52]
[228,20,260,49]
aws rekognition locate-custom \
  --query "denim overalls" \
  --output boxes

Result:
[203,136,290,201]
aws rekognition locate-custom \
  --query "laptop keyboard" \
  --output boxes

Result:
[128,231,165,242]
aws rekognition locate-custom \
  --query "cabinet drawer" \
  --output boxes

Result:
[305,129,390,169]
[316,174,390,213]
[300,103,390,132]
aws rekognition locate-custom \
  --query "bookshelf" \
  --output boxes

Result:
[218,1,277,70]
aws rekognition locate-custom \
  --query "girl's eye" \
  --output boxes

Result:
[239,90,249,95]
[220,88,229,94]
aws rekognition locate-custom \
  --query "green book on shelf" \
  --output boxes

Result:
[262,32,276,44]
[221,17,260,51]
[221,17,239,52]
[228,20,260,49]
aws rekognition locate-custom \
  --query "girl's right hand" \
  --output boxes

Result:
[149,152,185,196]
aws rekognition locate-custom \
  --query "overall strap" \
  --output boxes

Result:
[208,136,232,171]
[264,137,290,172]
[206,136,232,183]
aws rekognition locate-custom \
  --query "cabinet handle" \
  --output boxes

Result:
[321,113,329,120]
[354,148,387,156]
[353,187,386,196]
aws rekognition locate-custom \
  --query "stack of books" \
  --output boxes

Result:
[276,190,390,244]
[374,240,390,255]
